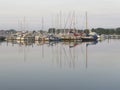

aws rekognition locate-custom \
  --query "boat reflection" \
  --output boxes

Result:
[1,40,99,69]
[5,40,98,47]
[82,41,98,69]
[85,40,98,47]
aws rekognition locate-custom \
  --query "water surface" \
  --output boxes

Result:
[0,39,120,90]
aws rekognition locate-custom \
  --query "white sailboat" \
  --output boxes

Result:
[81,12,99,41]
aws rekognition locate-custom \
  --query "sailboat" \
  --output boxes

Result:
[81,12,99,41]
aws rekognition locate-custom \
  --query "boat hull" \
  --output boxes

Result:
[81,35,98,41]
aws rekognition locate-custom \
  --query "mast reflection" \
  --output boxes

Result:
[1,40,98,69]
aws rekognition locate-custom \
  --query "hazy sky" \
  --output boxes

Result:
[0,0,120,30]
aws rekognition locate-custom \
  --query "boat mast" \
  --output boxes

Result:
[41,17,44,31]
[23,16,26,32]
[85,12,92,33]
[73,11,76,32]
[59,11,62,30]
[86,12,88,30]
[85,12,92,34]
[41,17,44,58]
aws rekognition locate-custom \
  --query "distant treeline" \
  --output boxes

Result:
[1,28,120,35]
[91,28,120,35]
[48,28,120,35]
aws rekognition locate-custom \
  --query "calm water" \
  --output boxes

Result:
[0,39,120,90]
